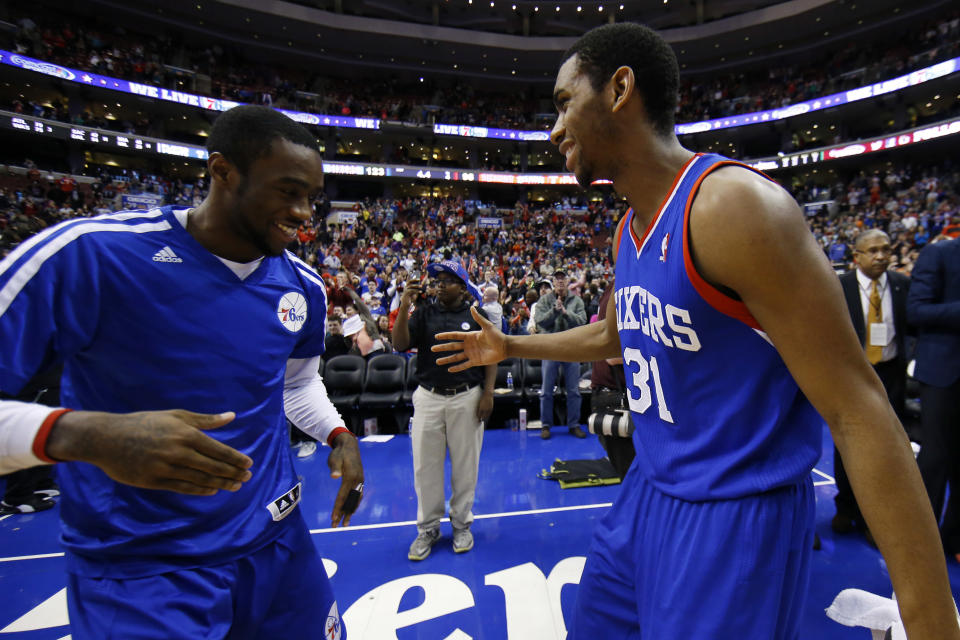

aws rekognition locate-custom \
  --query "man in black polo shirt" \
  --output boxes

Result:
[393,260,495,561]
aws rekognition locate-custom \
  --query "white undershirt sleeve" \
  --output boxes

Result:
[284,356,347,445]
[0,400,61,474]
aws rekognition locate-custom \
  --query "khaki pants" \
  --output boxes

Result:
[411,385,484,532]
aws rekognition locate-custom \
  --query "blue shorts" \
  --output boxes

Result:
[569,469,814,640]
[67,515,344,640]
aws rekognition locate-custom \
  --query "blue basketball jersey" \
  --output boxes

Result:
[614,153,821,500]
[0,206,329,577]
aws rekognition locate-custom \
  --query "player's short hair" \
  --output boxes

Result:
[207,105,320,175]
[561,23,679,137]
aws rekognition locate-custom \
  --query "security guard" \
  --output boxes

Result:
[392,260,495,561]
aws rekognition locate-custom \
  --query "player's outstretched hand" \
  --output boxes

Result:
[432,306,507,372]
[328,431,364,528]
[46,409,252,496]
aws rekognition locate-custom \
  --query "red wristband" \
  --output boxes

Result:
[326,426,352,447]
[32,408,73,463]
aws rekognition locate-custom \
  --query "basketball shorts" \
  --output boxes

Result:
[568,469,814,639]
[67,515,345,640]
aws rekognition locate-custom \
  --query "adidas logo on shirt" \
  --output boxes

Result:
[152,246,183,263]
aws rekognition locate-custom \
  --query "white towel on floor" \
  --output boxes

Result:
[827,589,960,640]
[825,589,905,640]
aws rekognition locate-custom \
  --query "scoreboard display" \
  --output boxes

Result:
[3,112,209,159]
[5,109,959,184]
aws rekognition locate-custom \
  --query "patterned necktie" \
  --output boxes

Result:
[866,280,883,365]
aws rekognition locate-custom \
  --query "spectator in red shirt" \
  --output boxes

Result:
[326,271,356,315]
[297,223,316,244]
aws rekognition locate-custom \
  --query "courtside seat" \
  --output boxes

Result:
[360,354,406,410]
[579,364,593,402]
[402,354,418,406]
[493,358,524,405]
[323,355,366,419]
[521,358,543,403]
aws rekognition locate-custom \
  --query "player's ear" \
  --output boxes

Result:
[207,152,234,186]
[611,66,634,114]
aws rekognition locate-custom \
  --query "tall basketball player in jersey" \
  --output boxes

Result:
[434,23,958,640]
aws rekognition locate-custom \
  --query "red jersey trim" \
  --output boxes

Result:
[613,210,631,262]
[32,408,73,463]
[627,153,703,256]
[682,160,777,332]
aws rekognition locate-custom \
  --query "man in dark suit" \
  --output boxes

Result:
[834,229,911,539]
[908,237,960,560]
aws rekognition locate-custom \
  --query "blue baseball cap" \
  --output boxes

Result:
[427,260,482,303]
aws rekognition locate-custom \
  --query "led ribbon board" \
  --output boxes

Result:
[2,50,955,139]
[4,110,959,180]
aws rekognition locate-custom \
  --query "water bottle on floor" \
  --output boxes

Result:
[519,408,527,430]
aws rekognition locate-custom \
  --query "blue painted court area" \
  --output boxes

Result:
[2,424,958,638]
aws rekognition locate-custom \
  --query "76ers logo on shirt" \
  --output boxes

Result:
[277,292,307,332]
[325,602,342,640]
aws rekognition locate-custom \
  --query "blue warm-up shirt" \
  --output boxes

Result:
[0,206,329,577]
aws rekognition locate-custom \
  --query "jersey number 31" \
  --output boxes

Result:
[623,347,674,423]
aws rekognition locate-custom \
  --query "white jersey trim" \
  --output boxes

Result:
[286,253,327,289]
[295,265,325,290]
[0,208,166,282]
[0,220,172,318]
[753,329,774,346]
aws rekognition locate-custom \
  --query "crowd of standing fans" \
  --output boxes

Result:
[3,161,957,318]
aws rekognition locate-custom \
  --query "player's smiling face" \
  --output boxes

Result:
[230,138,324,257]
[550,55,613,188]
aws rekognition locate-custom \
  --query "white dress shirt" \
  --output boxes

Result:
[856,268,897,363]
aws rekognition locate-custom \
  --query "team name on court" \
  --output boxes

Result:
[11,556,586,638]
[614,285,702,352]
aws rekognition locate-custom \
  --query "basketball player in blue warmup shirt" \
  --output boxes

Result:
[434,24,959,640]
[0,105,363,639]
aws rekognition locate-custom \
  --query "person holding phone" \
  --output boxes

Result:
[392,260,495,561]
